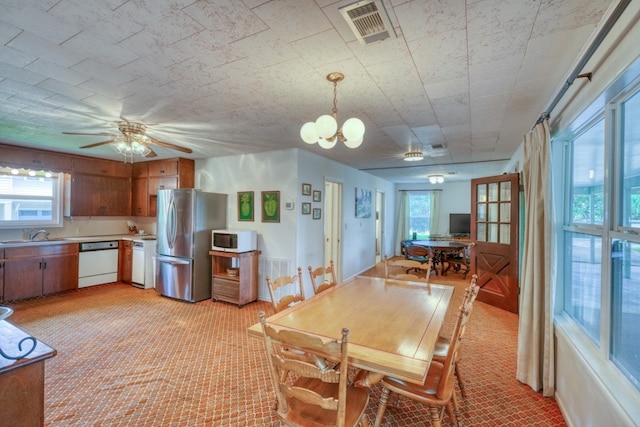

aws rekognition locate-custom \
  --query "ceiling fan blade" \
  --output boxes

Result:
[147,137,193,154]
[145,147,158,158]
[63,131,118,137]
[79,139,118,149]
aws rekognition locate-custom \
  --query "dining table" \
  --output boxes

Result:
[404,239,469,275]
[247,275,454,386]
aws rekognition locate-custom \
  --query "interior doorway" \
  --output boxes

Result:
[324,180,343,282]
[375,190,385,264]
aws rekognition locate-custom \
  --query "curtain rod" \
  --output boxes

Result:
[536,0,631,125]
[398,189,442,192]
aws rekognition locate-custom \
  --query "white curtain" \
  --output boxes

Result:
[395,191,409,256]
[516,119,555,396]
[429,190,440,236]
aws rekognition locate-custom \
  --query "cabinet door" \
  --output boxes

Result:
[131,177,148,216]
[119,241,133,283]
[70,174,131,216]
[42,253,79,295]
[73,157,131,177]
[148,159,178,176]
[4,258,43,300]
[148,176,178,195]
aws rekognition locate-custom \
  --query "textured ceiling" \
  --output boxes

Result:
[0,0,616,182]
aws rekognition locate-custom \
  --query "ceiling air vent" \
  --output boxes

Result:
[339,0,396,45]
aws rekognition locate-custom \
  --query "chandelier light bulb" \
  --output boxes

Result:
[343,136,363,149]
[342,117,365,141]
[300,122,319,144]
[318,137,337,149]
[315,115,338,139]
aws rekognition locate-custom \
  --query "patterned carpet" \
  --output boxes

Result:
[5,264,566,426]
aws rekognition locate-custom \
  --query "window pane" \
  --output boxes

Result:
[564,231,601,344]
[408,193,431,239]
[621,88,640,229]
[488,183,498,201]
[500,224,510,244]
[500,203,511,222]
[488,223,498,242]
[488,203,498,222]
[500,181,511,201]
[477,204,487,222]
[477,223,486,241]
[611,239,640,391]
[477,184,487,202]
[570,119,604,225]
[0,167,62,227]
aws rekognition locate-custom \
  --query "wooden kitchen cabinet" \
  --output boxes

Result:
[0,143,73,172]
[131,177,149,216]
[72,157,131,177]
[144,158,195,217]
[3,244,79,301]
[210,250,260,308]
[119,240,133,283]
[69,174,131,216]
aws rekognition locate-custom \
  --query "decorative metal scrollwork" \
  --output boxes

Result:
[0,336,37,360]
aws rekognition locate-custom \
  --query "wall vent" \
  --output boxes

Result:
[258,257,292,301]
[339,0,396,45]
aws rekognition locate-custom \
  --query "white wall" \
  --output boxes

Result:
[195,148,395,299]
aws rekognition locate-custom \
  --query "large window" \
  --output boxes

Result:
[408,192,431,239]
[560,82,640,391]
[0,167,64,228]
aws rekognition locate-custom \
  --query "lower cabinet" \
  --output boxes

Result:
[119,240,133,283]
[3,244,79,301]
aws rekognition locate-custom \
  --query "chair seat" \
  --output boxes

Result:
[380,361,455,406]
[283,377,370,427]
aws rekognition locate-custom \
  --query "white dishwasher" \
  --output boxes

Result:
[78,241,119,288]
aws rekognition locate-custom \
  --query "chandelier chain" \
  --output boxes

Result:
[332,80,339,116]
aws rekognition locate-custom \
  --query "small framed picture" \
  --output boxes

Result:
[302,183,312,196]
[313,190,322,202]
[261,190,280,223]
[302,202,311,215]
[237,191,254,221]
[313,208,322,220]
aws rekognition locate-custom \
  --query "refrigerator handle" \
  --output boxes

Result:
[167,195,177,248]
[156,255,191,265]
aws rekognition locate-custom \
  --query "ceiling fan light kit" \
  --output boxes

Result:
[404,151,424,161]
[300,72,365,150]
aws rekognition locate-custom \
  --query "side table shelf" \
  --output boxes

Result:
[209,250,260,308]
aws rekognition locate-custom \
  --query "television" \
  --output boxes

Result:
[449,213,470,235]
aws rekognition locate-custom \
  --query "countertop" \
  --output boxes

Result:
[0,234,156,248]
[0,320,56,372]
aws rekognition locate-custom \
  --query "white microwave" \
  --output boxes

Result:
[211,230,257,253]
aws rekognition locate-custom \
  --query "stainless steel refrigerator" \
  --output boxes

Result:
[155,189,227,302]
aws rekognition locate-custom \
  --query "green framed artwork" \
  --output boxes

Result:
[313,208,322,220]
[237,191,254,221]
[261,190,280,223]
[302,183,312,196]
[302,202,311,215]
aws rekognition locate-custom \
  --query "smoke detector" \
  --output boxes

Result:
[339,0,396,45]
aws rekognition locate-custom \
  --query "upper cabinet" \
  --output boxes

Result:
[0,144,73,172]
[133,158,194,217]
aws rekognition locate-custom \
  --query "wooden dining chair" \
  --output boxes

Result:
[444,243,475,279]
[384,255,432,282]
[258,311,371,427]
[266,267,305,313]
[308,260,337,295]
[373,281,478,427]
[432,274,479,398]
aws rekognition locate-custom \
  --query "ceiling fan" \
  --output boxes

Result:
[63,121,193,162]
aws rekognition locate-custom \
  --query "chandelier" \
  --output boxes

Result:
[300,72,365,149]
[429,175,444,184]
[111,123,152,163]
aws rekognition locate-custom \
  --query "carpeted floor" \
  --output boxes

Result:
[5,264,567,426]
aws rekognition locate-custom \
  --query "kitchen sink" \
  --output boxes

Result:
[0,306,13,321]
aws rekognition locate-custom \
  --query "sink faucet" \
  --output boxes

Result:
[28,229,49,241]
